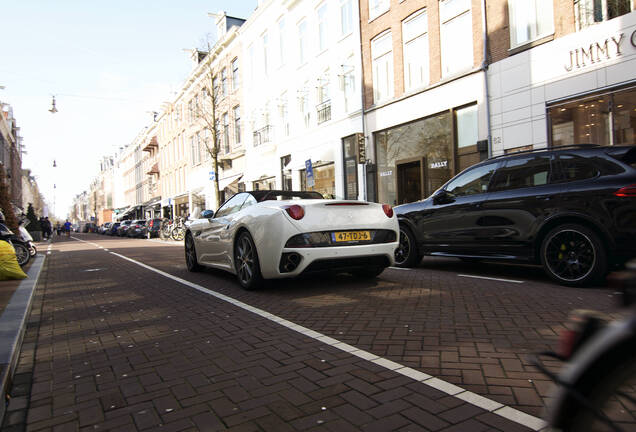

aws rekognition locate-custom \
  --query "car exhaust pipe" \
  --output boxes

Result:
[279,252,302,273]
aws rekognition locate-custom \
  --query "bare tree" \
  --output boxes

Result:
[191,44,225,208]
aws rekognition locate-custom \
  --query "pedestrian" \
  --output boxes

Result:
[63,220,72,237]
[39,217,48,239]
[55,223,61,236]
[44,217,52,239]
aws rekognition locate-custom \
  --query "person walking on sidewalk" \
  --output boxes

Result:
[63,220,72,237]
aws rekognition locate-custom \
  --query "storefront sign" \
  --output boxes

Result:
[305,159,315,187]
[357,133,366,164]
[564,30,636,72]
[430,160,448,169]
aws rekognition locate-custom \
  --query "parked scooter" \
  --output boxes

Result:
[0,210,30,266]
[18,219,37,257]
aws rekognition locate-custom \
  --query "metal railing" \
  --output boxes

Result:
[253,125,273,147]
[316,100,331,124]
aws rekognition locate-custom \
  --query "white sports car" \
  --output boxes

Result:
[184,190,399,289]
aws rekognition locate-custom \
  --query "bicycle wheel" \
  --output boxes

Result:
[551,353,636,431]
[171,228,185,241]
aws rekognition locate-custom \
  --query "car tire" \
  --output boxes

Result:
[234,231,263,290]
[394,225,420,268]
[540,223,607,287]
[185,234,202,272]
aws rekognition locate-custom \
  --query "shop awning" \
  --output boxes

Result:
[143,198,161,208]
[218,173,243,190]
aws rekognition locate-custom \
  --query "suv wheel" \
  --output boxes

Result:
[394,225,420,268]
[540,224,606,287]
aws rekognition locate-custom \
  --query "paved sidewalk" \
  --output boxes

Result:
[2,236,539,431]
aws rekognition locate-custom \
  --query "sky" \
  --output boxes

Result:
[0,0,257,218]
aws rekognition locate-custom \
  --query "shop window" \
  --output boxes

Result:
[439,0,473,77]
[508,0,554,48]
[301,163,335,198]
[343,135,359,200]
[549,86,636,147]
[371,31,393,103]
[575,0,633,30]
[456,104,479,172]
[375,112,454,205]
[402,9,429,91]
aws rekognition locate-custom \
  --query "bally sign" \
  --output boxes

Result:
[565,30,636,72]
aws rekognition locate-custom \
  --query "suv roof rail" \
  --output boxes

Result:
[487,144,601,160]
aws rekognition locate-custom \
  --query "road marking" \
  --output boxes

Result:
[72,237,546,431]
[457,274,524,284]
[388,266,411,271]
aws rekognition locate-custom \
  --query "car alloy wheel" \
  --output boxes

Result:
[234,232,262,290]
[541,224,605,286]
[394,225,419,267]
[185,234,201,272]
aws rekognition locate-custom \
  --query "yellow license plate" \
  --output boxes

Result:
[332,231,371,242]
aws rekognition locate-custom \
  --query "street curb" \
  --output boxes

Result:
[0,254,45,426]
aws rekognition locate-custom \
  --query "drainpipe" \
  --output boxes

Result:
[358,9,368,201]
[481,0,492,158]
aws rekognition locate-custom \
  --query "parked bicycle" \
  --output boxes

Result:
[171,216,185,241]
[159,218,172,239]
[531,259,636,431]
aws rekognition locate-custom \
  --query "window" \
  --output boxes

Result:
[575,0,633,30]
[298,20,308,65]
[223,113,230,153]
[262,31,269,76]
[221,68,228,96]
[342,62,356,112]
[279,93,289,137]
[490,156,551,191]
[508,0,554,48]
[549,87,636,148]
[248,44,255,86]
[190,135,200,165]
[231,58,239,90]
[445,163,497,196]
[371,31,393,103]
[233,105,241,145]
[278,18,286,67]
[553,154,599,182]
[369,0,389,21]
[340,0,353,36]
[456,104,480,171]
[317,3,328,52]
[440,0,473,76]
[402,9,429,91]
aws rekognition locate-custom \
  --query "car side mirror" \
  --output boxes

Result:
[433,191,454,205]
[201,210,215,219]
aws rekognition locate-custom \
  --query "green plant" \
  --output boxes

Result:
[25,203,40,233]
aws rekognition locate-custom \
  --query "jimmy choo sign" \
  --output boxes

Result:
[564,30,636,72]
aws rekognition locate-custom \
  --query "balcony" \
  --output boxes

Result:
[143,136,158,152]
[252,125,273,147]
[316,100,331,124]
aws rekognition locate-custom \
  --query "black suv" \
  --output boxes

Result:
[394,145,636,286]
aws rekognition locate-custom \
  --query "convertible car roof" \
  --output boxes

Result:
[250,190,324,202]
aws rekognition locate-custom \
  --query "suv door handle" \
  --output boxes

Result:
[536,195,552,200]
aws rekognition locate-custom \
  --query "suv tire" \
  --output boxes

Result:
[395,225,420,268]
[540,223,606,287]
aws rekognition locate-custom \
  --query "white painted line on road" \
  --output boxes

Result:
[388,266,411,270]
[457,274,524,284]
[71,237,546,431]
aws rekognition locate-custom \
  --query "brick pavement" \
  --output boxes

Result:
[2,235,540,431]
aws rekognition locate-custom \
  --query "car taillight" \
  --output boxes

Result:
[284,205,305,220]
[382,204,393,218]
[614,184,636,197]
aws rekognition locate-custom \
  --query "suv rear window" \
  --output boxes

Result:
[553,154,599,183]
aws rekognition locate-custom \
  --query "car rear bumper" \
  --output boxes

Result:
[262,242,398,279]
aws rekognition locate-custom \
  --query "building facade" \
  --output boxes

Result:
[0,103,24,211]
[487,0,636,153]
[360,0,489,206]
